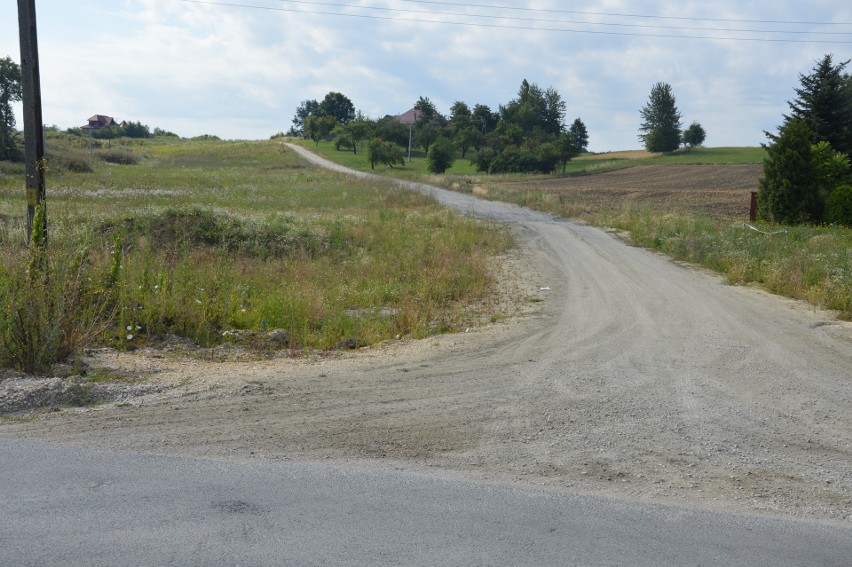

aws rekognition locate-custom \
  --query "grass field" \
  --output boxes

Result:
[0,136,512,372]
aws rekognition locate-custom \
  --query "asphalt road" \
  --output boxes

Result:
[2,438,851,567]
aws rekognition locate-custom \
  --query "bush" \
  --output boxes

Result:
[478,143,559,174]
[99,150,140,165]
[67,158,93,173]
[426,136,456,174]
[825,185,852,226]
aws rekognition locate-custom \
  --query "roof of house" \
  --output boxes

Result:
[394,108,419,125]
[82,114,117,129]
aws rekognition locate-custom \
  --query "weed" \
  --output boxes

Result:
[0,137,512,369]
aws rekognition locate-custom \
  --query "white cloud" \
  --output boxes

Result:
[1,0,850,148]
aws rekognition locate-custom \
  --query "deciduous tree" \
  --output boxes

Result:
[334,114,374,154]
[290,99,319,137]
[367,138,405,170]
[682,121,706,148]
[0,56,22,161]
[472,104,498,134]
[318,92,355,126]
[304,114,336,146]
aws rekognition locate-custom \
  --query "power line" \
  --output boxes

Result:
[176,0,852,43]
[395,0,852,27]
[264,0,852,36]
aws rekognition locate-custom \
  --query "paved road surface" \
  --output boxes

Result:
[2,438,851,566]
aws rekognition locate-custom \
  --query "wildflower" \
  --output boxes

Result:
[127,334,133,340]
[126,325,132,331]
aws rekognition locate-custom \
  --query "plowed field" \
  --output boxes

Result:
[497,164,763,218]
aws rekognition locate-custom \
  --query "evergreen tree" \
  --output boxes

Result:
[639,82,682,152]
[758,119,821,224]
[786,54,852,156]
[568,118,589,152]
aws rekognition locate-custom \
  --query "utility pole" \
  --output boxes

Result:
[17,0,46,244]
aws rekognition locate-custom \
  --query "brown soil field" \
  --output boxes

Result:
[494,164,763,218]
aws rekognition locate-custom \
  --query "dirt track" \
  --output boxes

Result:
[2,148,851,522]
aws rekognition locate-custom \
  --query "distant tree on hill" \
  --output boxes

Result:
[367,138,405,170]
[786,54,852,156]
[449,100,471,123]
[333,114,374,154]
[500,79,565,139]
[319,92,355,126]
[0,56,22,161]
[639,82,682,152]
[374,116,410,147]
[290,99,319,137]
[682,122,706,148]
[568,118,589,153]
[449,101,479,158]
[122,121,151,138]
[414,96,439,123]
[472,103,499,134]
[304,114,336,146]
[552,119,588,174]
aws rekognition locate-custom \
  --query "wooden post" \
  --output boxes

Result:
[17,0,46,244]
[749,191,757,222]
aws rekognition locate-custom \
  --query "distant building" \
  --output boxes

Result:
[82,114,119,131]
[394,108,419,125]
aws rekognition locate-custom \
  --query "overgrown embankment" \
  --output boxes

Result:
[0,138,512,373]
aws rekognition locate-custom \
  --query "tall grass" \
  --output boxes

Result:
[0,138,512,372]
[603,206,852,319]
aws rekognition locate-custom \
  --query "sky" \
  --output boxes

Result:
[2,1,851,152]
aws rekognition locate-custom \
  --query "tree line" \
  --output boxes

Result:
[286,80,589,174]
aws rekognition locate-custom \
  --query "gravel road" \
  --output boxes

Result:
[2,144,850,523]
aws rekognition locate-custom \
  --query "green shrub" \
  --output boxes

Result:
[825,185,852,226]
[99,150,140,165]
[67,158,93,173]
[426,136,456,174]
